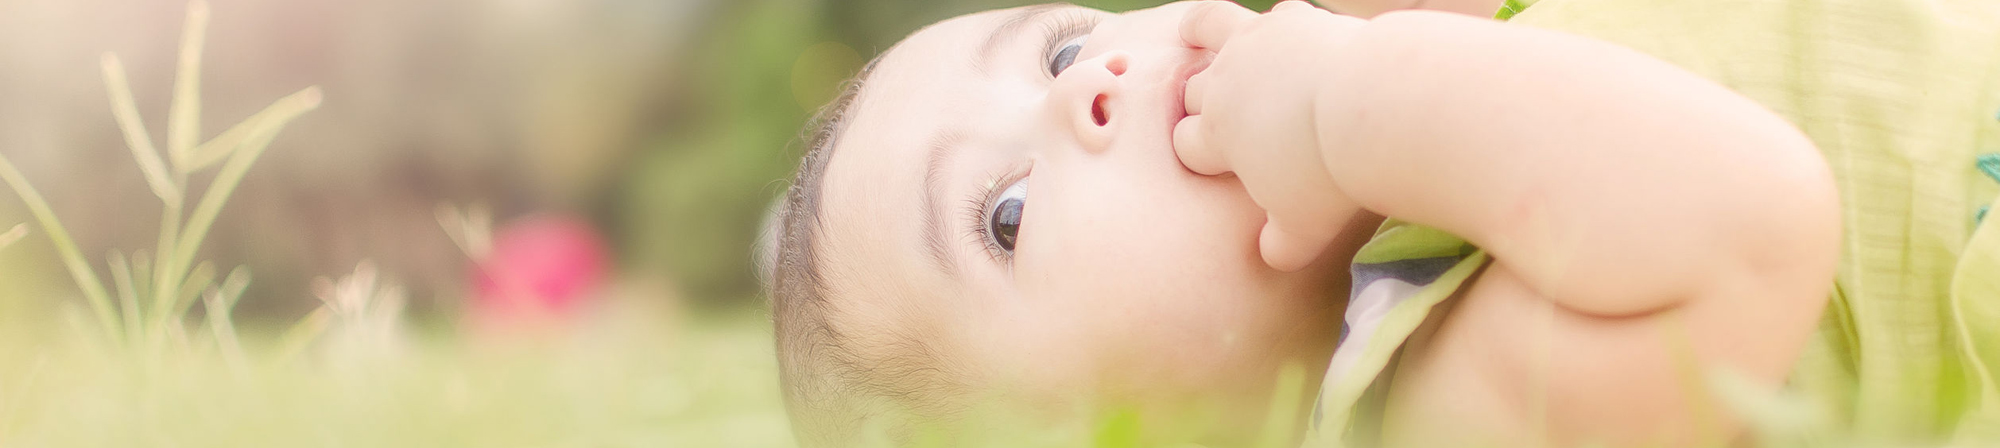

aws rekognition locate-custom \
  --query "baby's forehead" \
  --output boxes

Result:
[848,10,1008,110]
[849,3,1090,113]
[816,3,1083,312]
[878,4,1057,66]
[811,10,1010,320]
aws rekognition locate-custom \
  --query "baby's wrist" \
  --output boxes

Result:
[1303,15,1369,154]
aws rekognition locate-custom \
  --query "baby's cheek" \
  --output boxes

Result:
[1026,190,1256,305]
[1005,199,1330,403]
[1025,157,1267,290]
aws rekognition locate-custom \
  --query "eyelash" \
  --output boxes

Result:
[956,11,1096,264]
[1039,11,1101,77]
[962,165,1031,263]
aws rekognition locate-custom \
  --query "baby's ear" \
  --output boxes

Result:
[1260,216,1336,272]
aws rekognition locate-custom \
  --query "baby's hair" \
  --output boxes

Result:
[771,56,968,446]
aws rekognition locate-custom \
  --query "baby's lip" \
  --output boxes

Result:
[1169,51,1212,123]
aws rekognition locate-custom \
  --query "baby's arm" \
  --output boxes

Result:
[1313,11,1838,319]
[1175,3,1839,444]
[1314,14,1842,442]
[1178,4,1837,316]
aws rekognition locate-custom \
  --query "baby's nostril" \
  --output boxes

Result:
[1091,94,1109,127]
[1105,58,1128,76]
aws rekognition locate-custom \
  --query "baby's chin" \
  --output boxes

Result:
[1292,209,1389,284]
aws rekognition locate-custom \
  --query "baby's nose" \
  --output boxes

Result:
[1050,51,1129,153]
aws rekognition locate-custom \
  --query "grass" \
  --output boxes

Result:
[0,0,321,356]
[0,305,794,447]
[0,2,1357,444]
[0,2,790,446]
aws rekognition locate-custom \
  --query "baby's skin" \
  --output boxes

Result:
[799,4,1365,444]
[1317,0,1507,19]
[1177,1,1838,445]
[785,0,1840,446]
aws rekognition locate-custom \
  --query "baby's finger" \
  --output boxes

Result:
[1180,0,1257,49]
[1260,219,1334,273]
[1173,115,1229,175]
[1271,0,1318,13]
[1182,72,1209,116]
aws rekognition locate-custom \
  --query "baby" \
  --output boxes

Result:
[768,0,1997,446]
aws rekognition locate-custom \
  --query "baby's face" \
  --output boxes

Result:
[816,0,1350,432]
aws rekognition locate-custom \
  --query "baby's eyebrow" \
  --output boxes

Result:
[919,130,965,277]
[974,3,1067,75]
[915,4,1067,278]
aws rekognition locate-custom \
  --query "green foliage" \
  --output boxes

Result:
[0,0,318,353]
[0,308,792,447]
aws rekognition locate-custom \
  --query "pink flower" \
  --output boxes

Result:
[470,214,609,317]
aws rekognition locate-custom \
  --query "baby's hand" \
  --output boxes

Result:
[1173,1,1365,272]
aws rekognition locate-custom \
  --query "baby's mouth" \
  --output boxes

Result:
[1170,51,1212,124]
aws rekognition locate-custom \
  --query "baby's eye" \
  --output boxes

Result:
[986,179,1028,253]
[1048,35,1088,77]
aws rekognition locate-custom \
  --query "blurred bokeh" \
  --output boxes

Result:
[0,0,1282,323]
[0,1,1280,444]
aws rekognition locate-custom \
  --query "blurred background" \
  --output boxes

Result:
[0,0,1281,445]
[0,0,1280,324]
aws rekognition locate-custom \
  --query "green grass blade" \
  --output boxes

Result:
[167,260,214,320]
[182,87,321,172]
[151,204,181,344]
[0,151,119,341]
[131,250,153,342]
[204,271,249,372]
[272,306,331,364]
[215,265,248,308]
[172,86,320,276]
[1255,362,1307,448]
[0,223,28,250]
[108,251,143,348]
[436,202,493,258]
[130,250,153,312]
[168,260,215,321]
[167,0,209,168]
[99,54,184,209]
[209,266,251,371]
[155,0,203,312]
